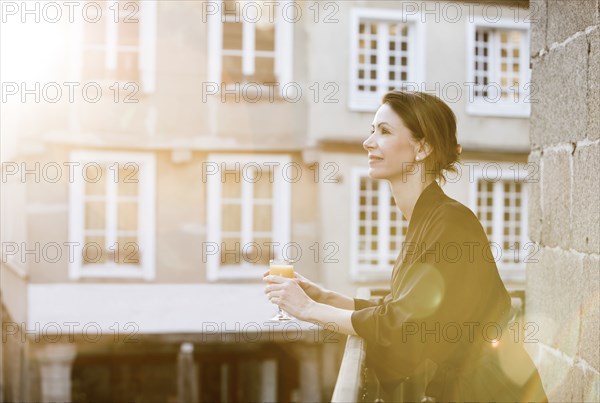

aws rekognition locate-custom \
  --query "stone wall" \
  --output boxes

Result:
[528,0,600,401]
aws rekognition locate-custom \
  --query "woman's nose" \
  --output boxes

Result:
[363,133,375,151]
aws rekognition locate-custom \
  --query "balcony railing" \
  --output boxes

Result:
[331,288,388,403]
[331,288,526,402]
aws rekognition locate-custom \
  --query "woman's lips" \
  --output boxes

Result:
[368,156,383,164]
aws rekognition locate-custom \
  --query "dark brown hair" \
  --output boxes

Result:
[381,90,462,184]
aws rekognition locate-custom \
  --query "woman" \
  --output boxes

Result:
[264,90,548,402]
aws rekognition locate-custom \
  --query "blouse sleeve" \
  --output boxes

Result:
[351,205,510,378]
[354,298,378,310]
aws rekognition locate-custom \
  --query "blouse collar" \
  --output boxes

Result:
[407,180,445,229]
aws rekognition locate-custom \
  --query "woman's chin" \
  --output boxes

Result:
[367,168,388,180]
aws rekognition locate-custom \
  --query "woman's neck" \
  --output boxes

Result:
[388,174,435,223]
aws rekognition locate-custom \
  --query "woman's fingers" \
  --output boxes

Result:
[263,275,287,284]
[267,289,282,302]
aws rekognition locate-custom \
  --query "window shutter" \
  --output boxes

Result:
[139,1,157,93]
[275,0,294,86]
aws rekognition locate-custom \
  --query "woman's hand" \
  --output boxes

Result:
[262,271,326,303]
[263,275,317,321]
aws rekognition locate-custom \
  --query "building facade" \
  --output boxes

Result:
[1,1,536,401]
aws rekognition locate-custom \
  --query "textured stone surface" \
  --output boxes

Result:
[579,255,600,371]
[526,248,583,357]
[530,0,547,55]
[572,143,600,254]
[582,368,600,402]
[535,346,584,402]
[541,149,571,249]
[588,28,600,141]
[530,34,589,148]
[527,151,543,243]
[546,0,597,45]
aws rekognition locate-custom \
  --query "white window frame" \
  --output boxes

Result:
[468,166,529,283]
[207,0,294,93]
[206,154,291,281]
[350,168,408,282]
[68,151,156,280]
[0,180,28,277]
[348,7,426,112]
[70,0,157,93]
[466,17,530,117]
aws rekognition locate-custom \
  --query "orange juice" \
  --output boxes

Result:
[269,263,294,278]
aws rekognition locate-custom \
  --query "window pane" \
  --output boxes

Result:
[221,237,240,264]
[223,180,242,198]
[222,204,241,231]
[117,236,140,264]
[253,237,272,265]
[116,51,139,81]
[253,57,276,83]
[85,202,105,230]
[86,170,106,196]
[222,0,240,16]
[118,202,138,231]
[222,55,244,82]
[256,23,275,52]
[254,170,273,199]
[223,21,243,50]
[118,166,138,196]
[253,205,272,232]
[118,19,139,46]
[241,242,261,264]
[83,236,106,264]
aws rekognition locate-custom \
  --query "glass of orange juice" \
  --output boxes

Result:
[269,259,294,321]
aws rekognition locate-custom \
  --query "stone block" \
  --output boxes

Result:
[572,143,600,254]
[541,149,572,249]
[530,0,547,55]
[527,151,543,243]
[579,255,600,371]
[546,0,597,45]
[588,28,600,141]
[535,345,584,402]
[530,34,589,147]
[526,248,583,357]
[529,57,545,150]
[582,368,600,402]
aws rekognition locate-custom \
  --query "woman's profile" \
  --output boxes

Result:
[264,90,548,402]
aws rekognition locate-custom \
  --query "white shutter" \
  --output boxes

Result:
[139,0,158,93]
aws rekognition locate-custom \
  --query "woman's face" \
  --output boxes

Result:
[363,103,421,181]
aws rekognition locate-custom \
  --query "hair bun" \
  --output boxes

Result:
[456,144,462,155]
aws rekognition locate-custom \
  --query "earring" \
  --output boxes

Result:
[416,156,420,161]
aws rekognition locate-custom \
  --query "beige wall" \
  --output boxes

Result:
[15,146,320,284]
[527,0,600,401]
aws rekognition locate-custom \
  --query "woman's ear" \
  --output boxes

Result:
[416,141,433,160]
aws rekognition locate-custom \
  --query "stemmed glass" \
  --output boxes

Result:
[268,259,294,321]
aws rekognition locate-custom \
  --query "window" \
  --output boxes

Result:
[74,0,157,92]
[349,8,425,111]
[467,18,530,117]
[207,0,294,91]
[351,169,408,281]
[69,151,156,280]
[468,166,529,282]
[206,155,291,281]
